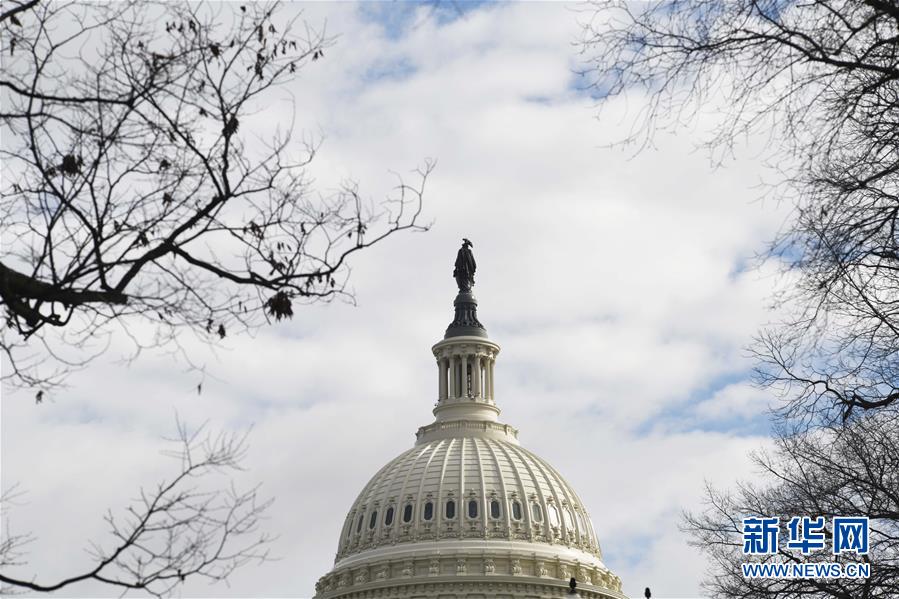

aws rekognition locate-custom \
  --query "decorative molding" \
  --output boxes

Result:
[315,553,624,599]
[415,419,517,445]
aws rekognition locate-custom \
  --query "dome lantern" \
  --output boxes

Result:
[427,240,503,435]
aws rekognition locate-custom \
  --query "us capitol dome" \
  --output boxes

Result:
[314,240,626,599]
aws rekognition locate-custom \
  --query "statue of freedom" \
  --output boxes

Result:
[453,238,476,292]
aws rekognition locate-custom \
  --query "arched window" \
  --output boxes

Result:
[511,500,523,521]
[490,499,501,519]
[423,501,434,521]
[467,499,479,519]
[548,504,561,527]
[563,507,574,530]
[369,510,378,530]
[385,506,395,526]
[402,504,413,523]
[531,503,543,522]
[445,499,456,519]
[356,512,365,533]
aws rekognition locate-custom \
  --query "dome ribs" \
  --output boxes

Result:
[334,438,605,564]
[472,438,489,537]
[413,439,445,541]
[517,447,565,544]
[493,439,534,541]
[481,437,511,539]
[434,437,457,539]
[372,446,416,545]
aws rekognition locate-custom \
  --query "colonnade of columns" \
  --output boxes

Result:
[436,350,495,401]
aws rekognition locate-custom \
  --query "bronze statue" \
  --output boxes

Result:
[445,238,486,338]
[453,238,476,292]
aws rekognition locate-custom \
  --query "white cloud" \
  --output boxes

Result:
[1,3,794,598]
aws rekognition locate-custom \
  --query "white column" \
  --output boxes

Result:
[438,357,447,400]
[461,354,468,397]
[446,358,451,400]
[488,358,495,400]
[446,358,452,399]
[473,354,481,398]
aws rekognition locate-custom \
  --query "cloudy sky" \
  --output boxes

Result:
[2,2,794,597]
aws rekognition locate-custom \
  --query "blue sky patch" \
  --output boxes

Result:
[357,0,494,40]
[362,55,418,84]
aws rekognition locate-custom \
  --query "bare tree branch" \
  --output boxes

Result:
[581,4,899,596]
[0,419,273,598]
[683,410,899,599]
[579,0,899,426]
[1,0,433,391]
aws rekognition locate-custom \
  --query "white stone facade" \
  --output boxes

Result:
[314,292,626,599]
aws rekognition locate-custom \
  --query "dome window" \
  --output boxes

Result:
[369,510,378,530]
[490,499,501,519]
[423,501,434,521]
[511,500,523,521]
[356,513,365,533]
[445,499,456,519]
[403,504,413,523]
[563,508,574,530]
[548,504,561,527]
[467,499,478,519]
[385,506,395,526]
[531,503,543,522]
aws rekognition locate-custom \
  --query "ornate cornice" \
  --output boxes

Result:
[315,552,625,599]
[415,419,518,445]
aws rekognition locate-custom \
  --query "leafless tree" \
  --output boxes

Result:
[0,485,33,590]
[684,409,899,599]
[0,0,432,391]
[0,419,273,597]
[581,3,899,596]
[579,1,899,428]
